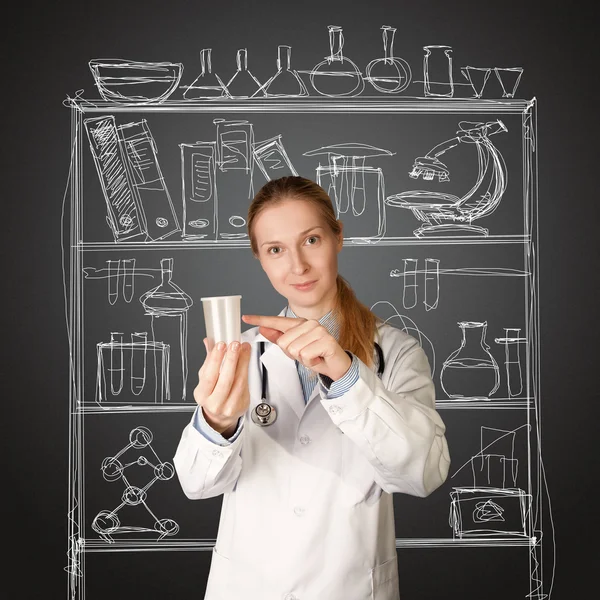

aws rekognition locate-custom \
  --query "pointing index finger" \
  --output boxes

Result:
[242,314,305,333]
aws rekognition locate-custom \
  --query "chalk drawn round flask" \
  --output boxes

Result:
[140,259,193,316]
[423,45,454,97]
[310,25,365,97]
[365,26,412,94]
[440,321,500,400]
[140,259,193,402]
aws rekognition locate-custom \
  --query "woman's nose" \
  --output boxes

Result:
[290,250,309,274]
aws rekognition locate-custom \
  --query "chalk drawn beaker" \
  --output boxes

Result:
[310,25,365,97]
[183,48,227,100]
[461,66,491,98]
[365,25,412,94]
[440,321,500,400]
[494,67,523,98]
[261,45,308,98]
[423,45,454,97]
[223,49,264,99]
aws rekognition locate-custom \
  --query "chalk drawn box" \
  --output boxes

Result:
[449,487,531,538]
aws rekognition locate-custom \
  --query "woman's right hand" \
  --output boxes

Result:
[194,339,252,436]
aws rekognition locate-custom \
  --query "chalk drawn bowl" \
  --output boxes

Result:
[89,59,183,104]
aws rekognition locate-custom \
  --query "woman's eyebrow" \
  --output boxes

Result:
[260,226,324,247]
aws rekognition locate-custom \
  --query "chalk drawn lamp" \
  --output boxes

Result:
[89,59,183,104]
[386,120,508,237]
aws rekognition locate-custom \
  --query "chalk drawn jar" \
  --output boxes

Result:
[310,25,364,97]
[440,321,500,400]
[423,45,454,97]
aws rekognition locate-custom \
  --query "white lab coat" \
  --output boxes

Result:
[174,308,450,600]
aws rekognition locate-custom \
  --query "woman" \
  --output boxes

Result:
[174,176,450,600]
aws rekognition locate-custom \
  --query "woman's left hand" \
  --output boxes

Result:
[242,314,352,381]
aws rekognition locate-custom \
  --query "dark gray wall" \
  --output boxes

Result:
[6,1,596,598]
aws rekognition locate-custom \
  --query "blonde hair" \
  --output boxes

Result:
[247,176,381,368]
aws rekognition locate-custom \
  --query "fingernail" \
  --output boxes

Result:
[217,341,226,351]
[231,341,240,352]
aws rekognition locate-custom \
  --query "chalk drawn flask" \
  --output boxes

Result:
[440,321,500,400]
[365,26,412,94]
[140,258,193,401]
[223,48,265,99]
[310,25,364,97]
[183,49,227,100]
[261,45,308,97]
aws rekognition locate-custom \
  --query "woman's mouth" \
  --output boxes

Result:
[292,280,317,291]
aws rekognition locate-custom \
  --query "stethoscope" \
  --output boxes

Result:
[251,341,385,427]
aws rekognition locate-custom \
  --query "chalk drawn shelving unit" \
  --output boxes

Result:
[64,94,547,598]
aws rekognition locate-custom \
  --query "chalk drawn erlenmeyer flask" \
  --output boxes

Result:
[461,66,491,98]
[440,321,500,400]
[261,45,308,98]
[223,49,265,99]
[365,26,412,94]
[423,45,454,97]
[310,25,365,97]
[183,49,227,100]
[140,258,193,401]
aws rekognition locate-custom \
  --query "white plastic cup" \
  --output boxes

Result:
[200,295,242,352]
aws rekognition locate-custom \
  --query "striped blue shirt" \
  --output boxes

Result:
[193,306,359,445]
[285,306,360,402]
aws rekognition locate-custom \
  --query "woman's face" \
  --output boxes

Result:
[253,198,343,319]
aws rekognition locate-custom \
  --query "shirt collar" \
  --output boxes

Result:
[285,306,340,341]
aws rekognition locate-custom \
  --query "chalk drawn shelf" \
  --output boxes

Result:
[65,91,548,599]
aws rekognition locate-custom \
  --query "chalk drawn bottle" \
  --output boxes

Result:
[310,25,364,97]
[440,321,500,400]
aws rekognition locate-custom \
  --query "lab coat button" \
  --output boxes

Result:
[284,594,298,600]
[211,449,223,458]
[293,506,305,516]
[299,435,311,445]
[329,405,341,415]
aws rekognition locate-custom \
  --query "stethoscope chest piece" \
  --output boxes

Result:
[251,402,277,426]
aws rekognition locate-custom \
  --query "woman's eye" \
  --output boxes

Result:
[268,246,281,255]
[306,235,320,245]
